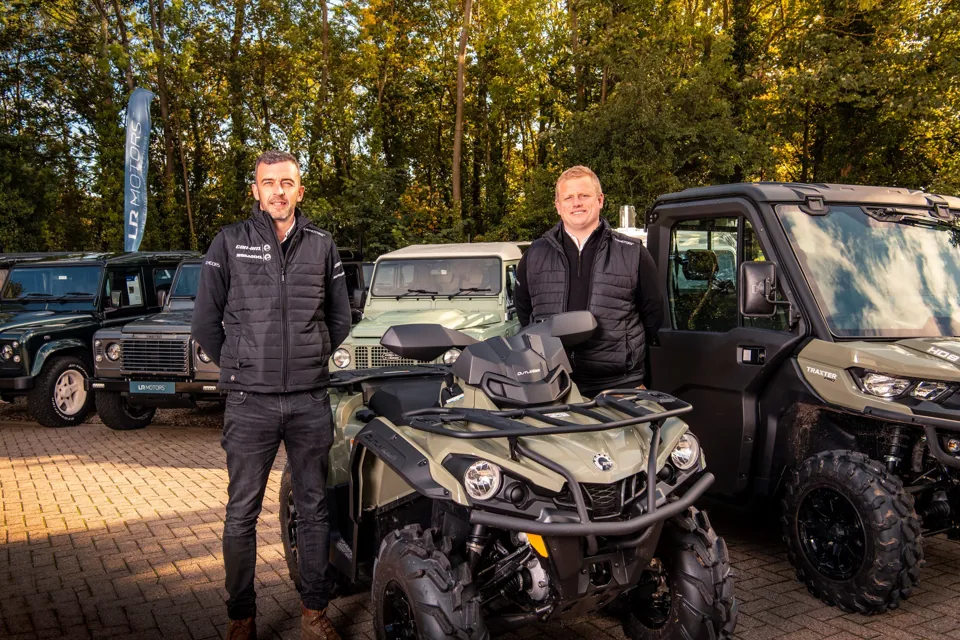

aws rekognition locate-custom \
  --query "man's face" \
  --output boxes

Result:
[556,176,603,236]
[251,161,304,223]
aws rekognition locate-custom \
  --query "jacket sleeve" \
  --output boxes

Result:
[191,232,230,367]
[325,245,352,351]
[637,244,664,340]
[514,253,533,327]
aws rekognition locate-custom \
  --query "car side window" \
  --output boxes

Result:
[668,218,739,332]
[103,268,144,310]
[505,265,517,307]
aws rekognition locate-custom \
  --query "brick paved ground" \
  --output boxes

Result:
[3,419,960,640]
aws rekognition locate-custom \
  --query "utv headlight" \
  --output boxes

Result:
[861,373,910,398]
[463,460,501,501]
[332,347,351,369]
[912,380,950,401]
[0,345,12,360]
[197,346,211,363]
[670,433,700,471]
[106,343,122,361]
[442,348,461,365]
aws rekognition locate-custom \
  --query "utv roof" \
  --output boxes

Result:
[655,182,960,209]
[378,243,523,261]
[19,251,200,267]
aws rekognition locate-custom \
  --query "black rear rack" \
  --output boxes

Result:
[403,388,692,439]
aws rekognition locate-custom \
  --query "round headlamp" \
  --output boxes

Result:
[442,348,461,365]
[463,460,501,501]
[197,346,211,363]
[0,345,12,361]
[670,433,700,471]
[332,347,351,369]
[106,343,122,361]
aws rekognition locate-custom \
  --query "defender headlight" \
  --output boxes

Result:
[197,346,211,363]
[670,433,700,471]
[442,348,461,365]
[0,345,12,360]
[463,460,501,501]
[861,373,910,398]
[912,381,950,401]
[332,347,351,369]
[106,343,122,361]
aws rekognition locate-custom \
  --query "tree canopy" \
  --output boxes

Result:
[1,0,958,255]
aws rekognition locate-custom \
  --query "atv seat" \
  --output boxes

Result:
[366,379,444,426]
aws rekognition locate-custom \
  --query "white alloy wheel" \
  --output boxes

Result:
[54,369,87,416]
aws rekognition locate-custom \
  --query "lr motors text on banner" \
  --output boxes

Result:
[123,88,155,252]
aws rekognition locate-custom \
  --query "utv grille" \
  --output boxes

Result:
[120,339,189,375]
[555,473,646,520]
[354,346,426,368]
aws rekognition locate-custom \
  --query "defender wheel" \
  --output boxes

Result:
[96,391,156,430]
[372,525,487,640]
[783,450,923,614]
[622,507,737,640]
[279,464,301,591]
[29,356,94,428]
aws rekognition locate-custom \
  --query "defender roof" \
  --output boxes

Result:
[655,182,960,209]
[378,242,523,261]
[17,251,200,267]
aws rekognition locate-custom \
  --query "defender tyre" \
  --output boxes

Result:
[96,391,157,430]
[372,525,487,640]
[29,356,94,428]
[783,450,923,614]
[621,507,737,640]
[279,464,301,591]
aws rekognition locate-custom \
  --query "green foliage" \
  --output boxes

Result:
[0,0,958,257]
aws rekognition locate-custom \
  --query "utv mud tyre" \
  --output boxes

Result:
[783,450,923,614]
[29,356,94,428]
[279,464,301,591]
[621,507,737,640]
[372,525,488,640]
[96,391,157,430]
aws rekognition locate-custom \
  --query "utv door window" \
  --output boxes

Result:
[743,222,790,331]
[669,218,739,331]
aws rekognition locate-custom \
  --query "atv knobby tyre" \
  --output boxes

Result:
[278,464,301,591]
[782,450,922,614]
[622,507,737,640]
[96,391,157,430]
[372,525,487,640]
[29,355,94,428]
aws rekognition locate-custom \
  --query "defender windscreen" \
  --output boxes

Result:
[370,258,502,297]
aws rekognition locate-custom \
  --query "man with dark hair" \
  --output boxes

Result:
[514,165,663,396]
[193,150,350,640]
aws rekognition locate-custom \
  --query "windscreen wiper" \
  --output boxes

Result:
[447,287,491,300]
[49,292,95,302]
[396,288,438,300]
[13,292,55,300]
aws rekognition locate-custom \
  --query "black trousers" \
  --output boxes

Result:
[221,388,334,620]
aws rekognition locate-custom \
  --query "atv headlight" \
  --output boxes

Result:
[197,346,211,363]
[463,460,501,501]
[912,380,950,401]
[0,345,12,360]
[861,373,910,398]
[670,433,700,471]
[332,347,351,369]
[442,348,461,365]
[106,343,122,361]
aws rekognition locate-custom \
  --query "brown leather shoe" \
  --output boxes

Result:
[226,617,257,640]
[301,603,342,640]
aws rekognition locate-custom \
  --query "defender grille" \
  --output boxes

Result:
[354,346,424,369]
[120,339,189,375]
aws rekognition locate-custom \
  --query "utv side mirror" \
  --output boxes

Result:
[740,261,778,317]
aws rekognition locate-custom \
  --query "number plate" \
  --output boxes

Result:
[129,381,175,394]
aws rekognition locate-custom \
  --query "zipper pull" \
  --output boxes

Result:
[281,266,285,282]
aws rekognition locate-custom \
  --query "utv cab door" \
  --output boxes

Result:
[647,201,804,495]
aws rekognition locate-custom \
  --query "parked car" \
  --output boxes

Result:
[646,182,960,613]
[329,242,524,371]
[86,258,222,430]
[0,251,198,427]
[0,252,81,289]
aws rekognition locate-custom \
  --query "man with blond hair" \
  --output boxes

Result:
[514,166,663,396]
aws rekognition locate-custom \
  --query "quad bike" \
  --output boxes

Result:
[280,311,737,639]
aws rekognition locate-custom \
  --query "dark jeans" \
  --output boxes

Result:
[221,388,334,620]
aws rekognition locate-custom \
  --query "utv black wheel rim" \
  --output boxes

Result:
[382,581,418,639]
[797,487,867,581]
[285,488,298,562]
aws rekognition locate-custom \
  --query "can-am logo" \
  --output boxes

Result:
[517,368,541,377]
[806,366,838,381]
[927,346,960,363]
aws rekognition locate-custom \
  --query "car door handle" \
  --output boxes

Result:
[739,346,766,365]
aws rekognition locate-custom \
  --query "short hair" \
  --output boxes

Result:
[254,150,300,177]
[555,165,602,201]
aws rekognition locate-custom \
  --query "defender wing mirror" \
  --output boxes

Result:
[739,261,800,328]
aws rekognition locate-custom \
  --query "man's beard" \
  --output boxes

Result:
[266,202,295,221]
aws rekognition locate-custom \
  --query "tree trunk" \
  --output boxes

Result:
[569,0,583,109]
[452,0,474,205]
[110,0,134,91]
[147,0,178,201]
[228,0,248,214]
